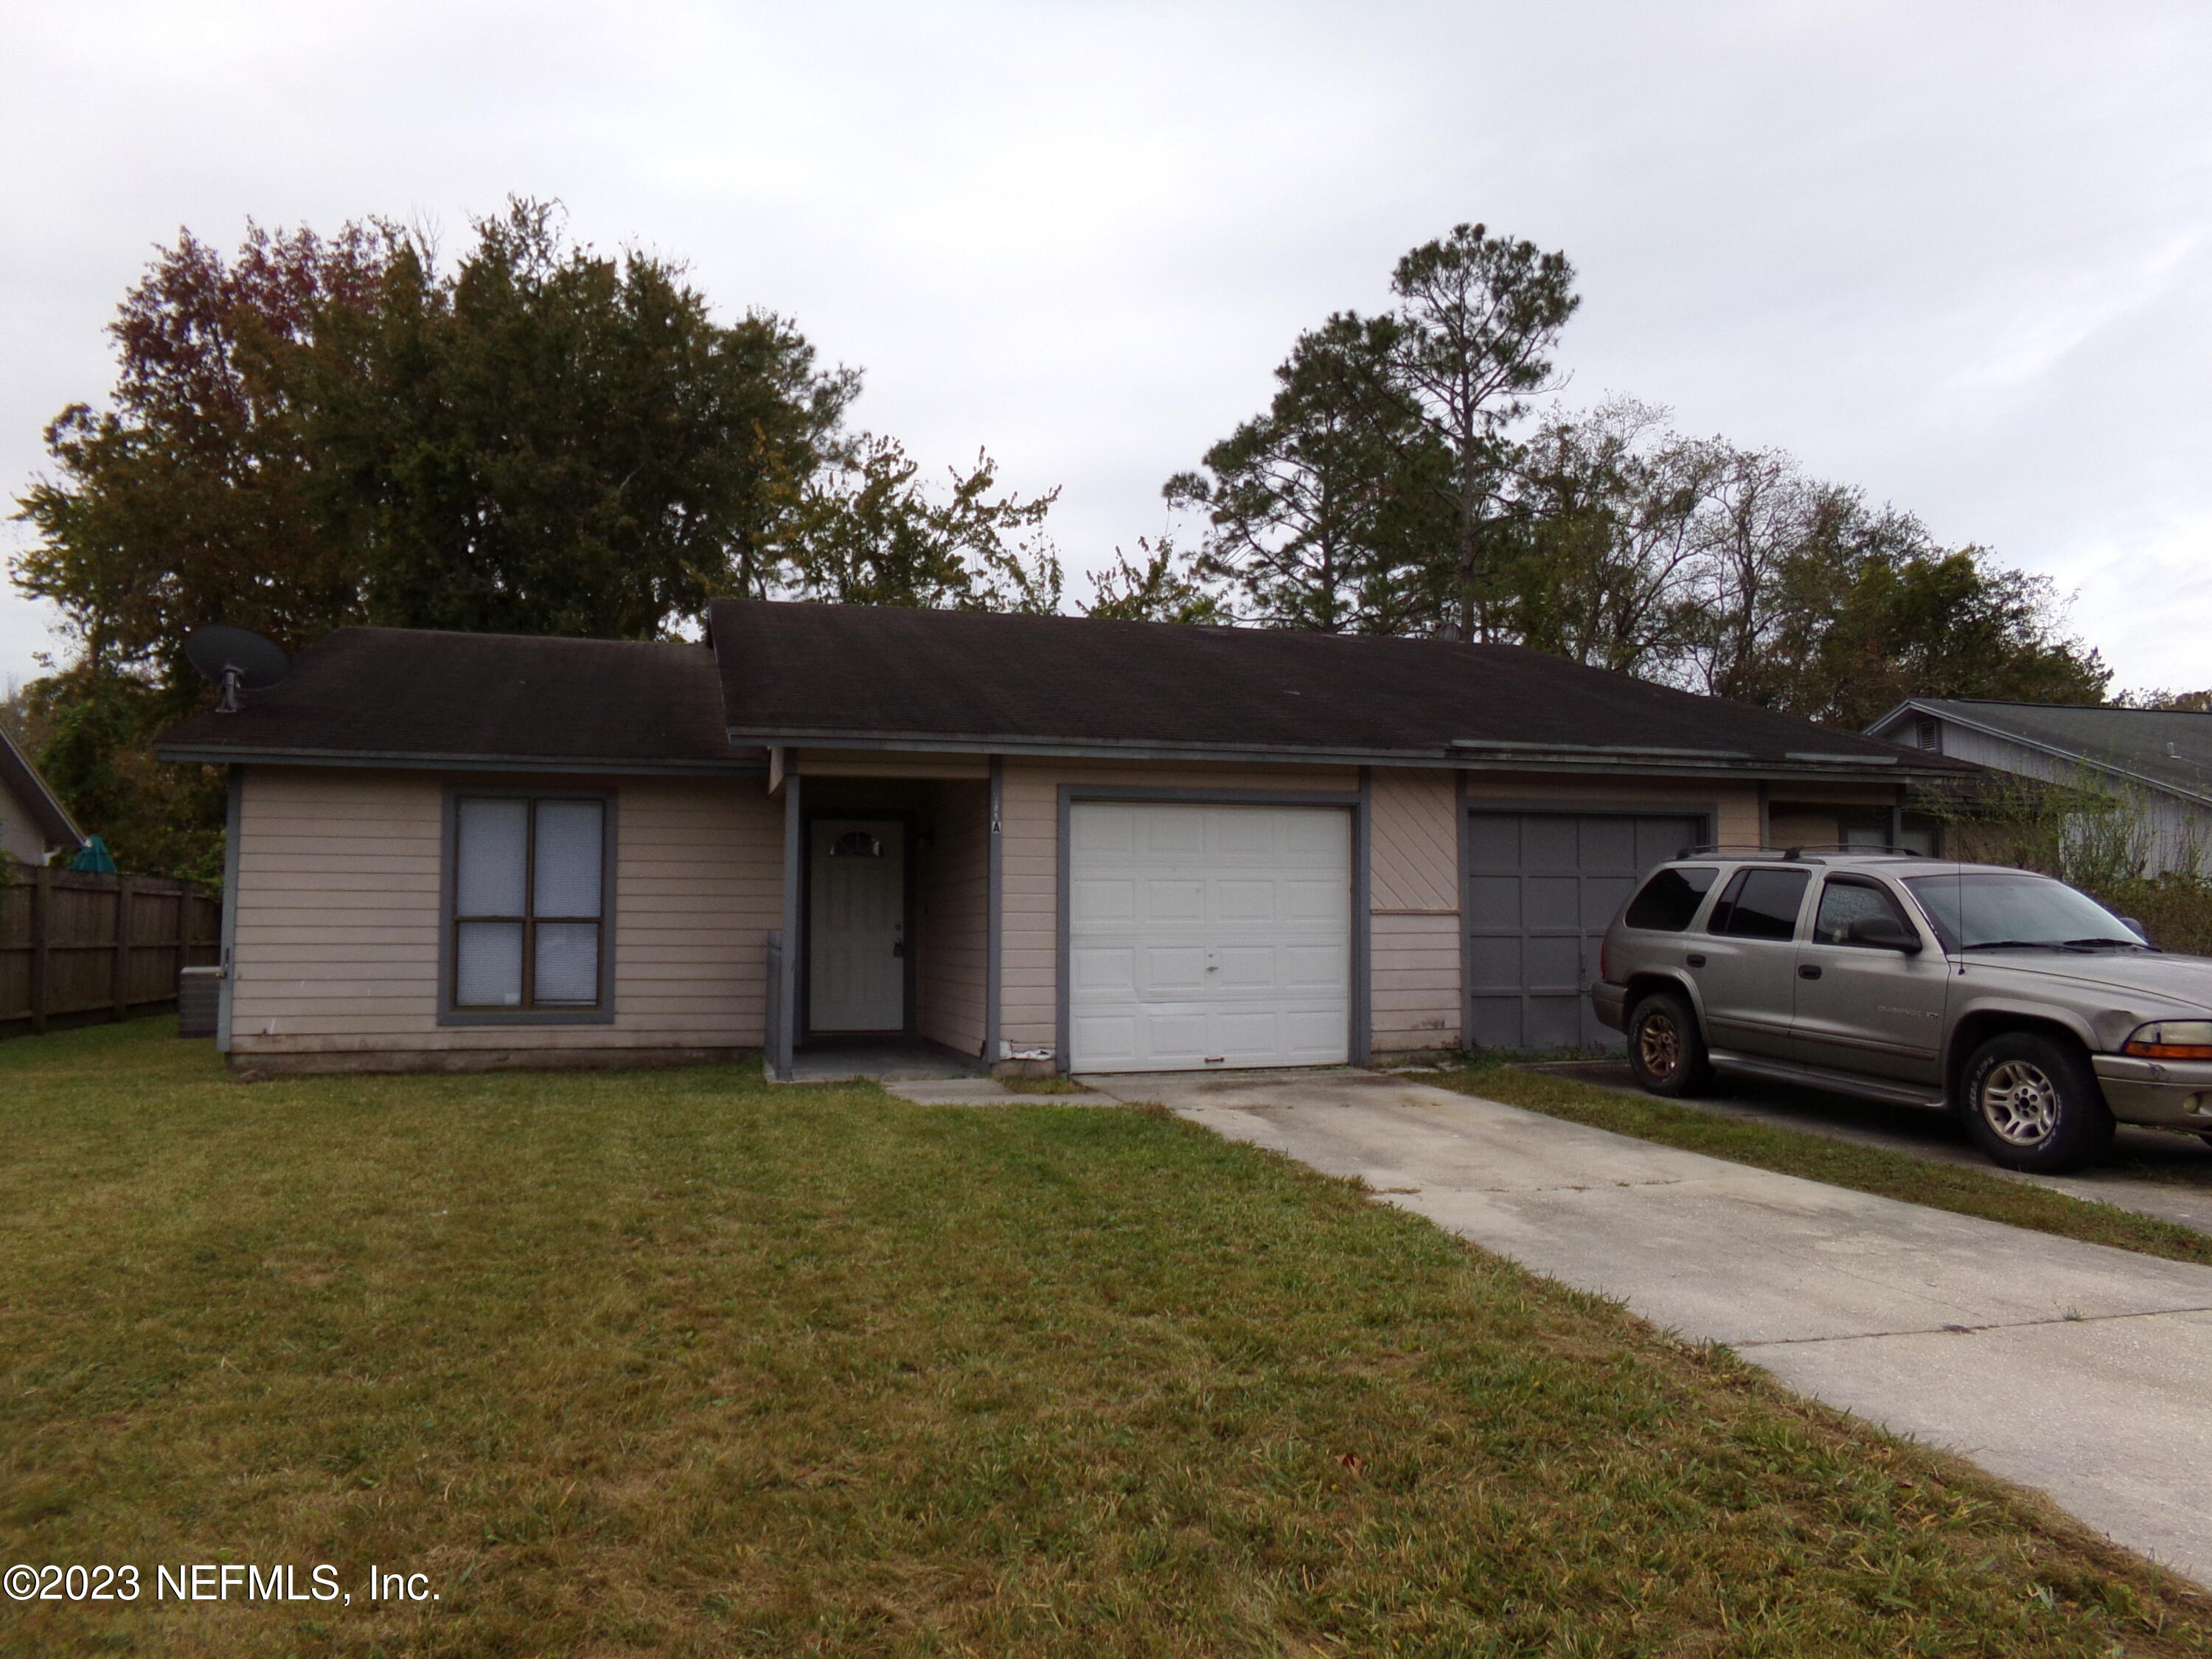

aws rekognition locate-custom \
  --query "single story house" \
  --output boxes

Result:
[1867,698,2212,875]
[0,724,86,866]
[156,600,1973,1078]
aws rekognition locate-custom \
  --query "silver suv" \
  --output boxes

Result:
[1591,849,2212,1172]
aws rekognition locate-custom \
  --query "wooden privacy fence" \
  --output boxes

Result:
[1,869,223,1038]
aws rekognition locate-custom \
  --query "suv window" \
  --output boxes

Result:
[1812,876,1912,947]
[1707,867,1810,941]
[1623,866,1719,931]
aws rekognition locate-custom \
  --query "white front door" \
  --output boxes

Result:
[1068,803,1351,1072]
[809,818,905,1032]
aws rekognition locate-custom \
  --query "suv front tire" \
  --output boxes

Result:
[1958,1032,2114,1173]
[1627,990,1712,1098]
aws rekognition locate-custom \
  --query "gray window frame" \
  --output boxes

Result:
[439,786,619,1026]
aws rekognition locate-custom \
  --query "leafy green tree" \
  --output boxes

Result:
[1728,515,2110,728]
[2116,687,2212,712]
[1384,224,1579,639]
[9,200,1046,874]
[310,201,855,635]
[1082,537,1229,625]
[777,437,1062,613]
[1167,222,1576,640]
[1690,473,2106,726]
[20,667,226,881]
[15,223,389,696]
[1501,399,1722,675]
[1165,313,1450,633]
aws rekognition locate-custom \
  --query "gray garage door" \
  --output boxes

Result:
[1465,811,1704,1050]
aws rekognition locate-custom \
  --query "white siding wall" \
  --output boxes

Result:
[229,766,781,1060]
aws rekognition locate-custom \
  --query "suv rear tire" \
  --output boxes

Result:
[1958,1032,2114,1173]
[1627,990,1711,1098]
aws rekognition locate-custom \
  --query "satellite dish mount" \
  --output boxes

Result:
[184,626,291,714]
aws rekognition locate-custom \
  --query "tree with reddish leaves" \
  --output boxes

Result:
[13,223,390,878]
[9,201,868,874]
[18,223,388,687]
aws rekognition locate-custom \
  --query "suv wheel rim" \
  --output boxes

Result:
[1979,1058,2060,1146]
[1638,1012,1680,1080]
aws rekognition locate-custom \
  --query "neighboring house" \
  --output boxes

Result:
[155,600,1974,1077]
[0,725,86,866]
[1867,698,2212,875]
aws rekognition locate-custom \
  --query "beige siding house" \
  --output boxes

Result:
[159,602,1972,1077]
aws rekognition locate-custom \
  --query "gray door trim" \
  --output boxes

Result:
[1464,797,1723,830]
[986,756,1004,1064]
[217,764,243,1054]
[1455,769,1470,1051]
[1353,768,1373,1066]
[774,773,803,1079]
[1055,784,1367,1074]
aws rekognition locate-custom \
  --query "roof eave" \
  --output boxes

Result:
[1882,706,2212,810]
[733,726,1959,783]
[154,742,768,778]
[0,726,87,849]
[1863,698,1932,739]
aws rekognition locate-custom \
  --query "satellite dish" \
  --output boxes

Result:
[184,626,290,714]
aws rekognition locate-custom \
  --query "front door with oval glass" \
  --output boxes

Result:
[808,819,906,1032]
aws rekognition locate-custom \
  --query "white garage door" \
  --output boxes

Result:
[1068,802,1351,1072]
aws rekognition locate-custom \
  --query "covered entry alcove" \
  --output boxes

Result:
[771,753,995,1076]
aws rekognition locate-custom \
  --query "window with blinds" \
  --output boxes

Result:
[449,795,609,1013]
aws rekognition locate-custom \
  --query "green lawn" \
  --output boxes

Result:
[4,1025,2211,1656]
[1433,1057,2212,1270]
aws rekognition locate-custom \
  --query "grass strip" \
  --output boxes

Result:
[992,1074,1093,1094]
[1434,1059,2212,1268]
[5,1020,2212,1655]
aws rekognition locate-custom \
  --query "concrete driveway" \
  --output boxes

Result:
[1079,1067,2212,1588]
[1522,1057,2212,1234]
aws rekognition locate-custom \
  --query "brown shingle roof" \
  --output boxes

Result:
[155,604,1975,783]
[708,600,1972,777]
[157,627,758,773]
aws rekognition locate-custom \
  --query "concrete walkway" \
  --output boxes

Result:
[1078,1067,2212,1587]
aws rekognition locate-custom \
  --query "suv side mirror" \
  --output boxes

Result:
[2121,916,2151,944]
[1846,914,1922,953]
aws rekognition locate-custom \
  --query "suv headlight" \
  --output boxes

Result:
[2122,1020,2212,1060]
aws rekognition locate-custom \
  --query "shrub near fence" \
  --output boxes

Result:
[0,869,223,1038]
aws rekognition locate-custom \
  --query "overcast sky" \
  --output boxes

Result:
[3,0,2207,698]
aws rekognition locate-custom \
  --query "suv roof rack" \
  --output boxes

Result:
[1672,843,1927,863]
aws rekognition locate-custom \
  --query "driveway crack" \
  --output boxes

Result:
[1735,1301,2212,1349]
